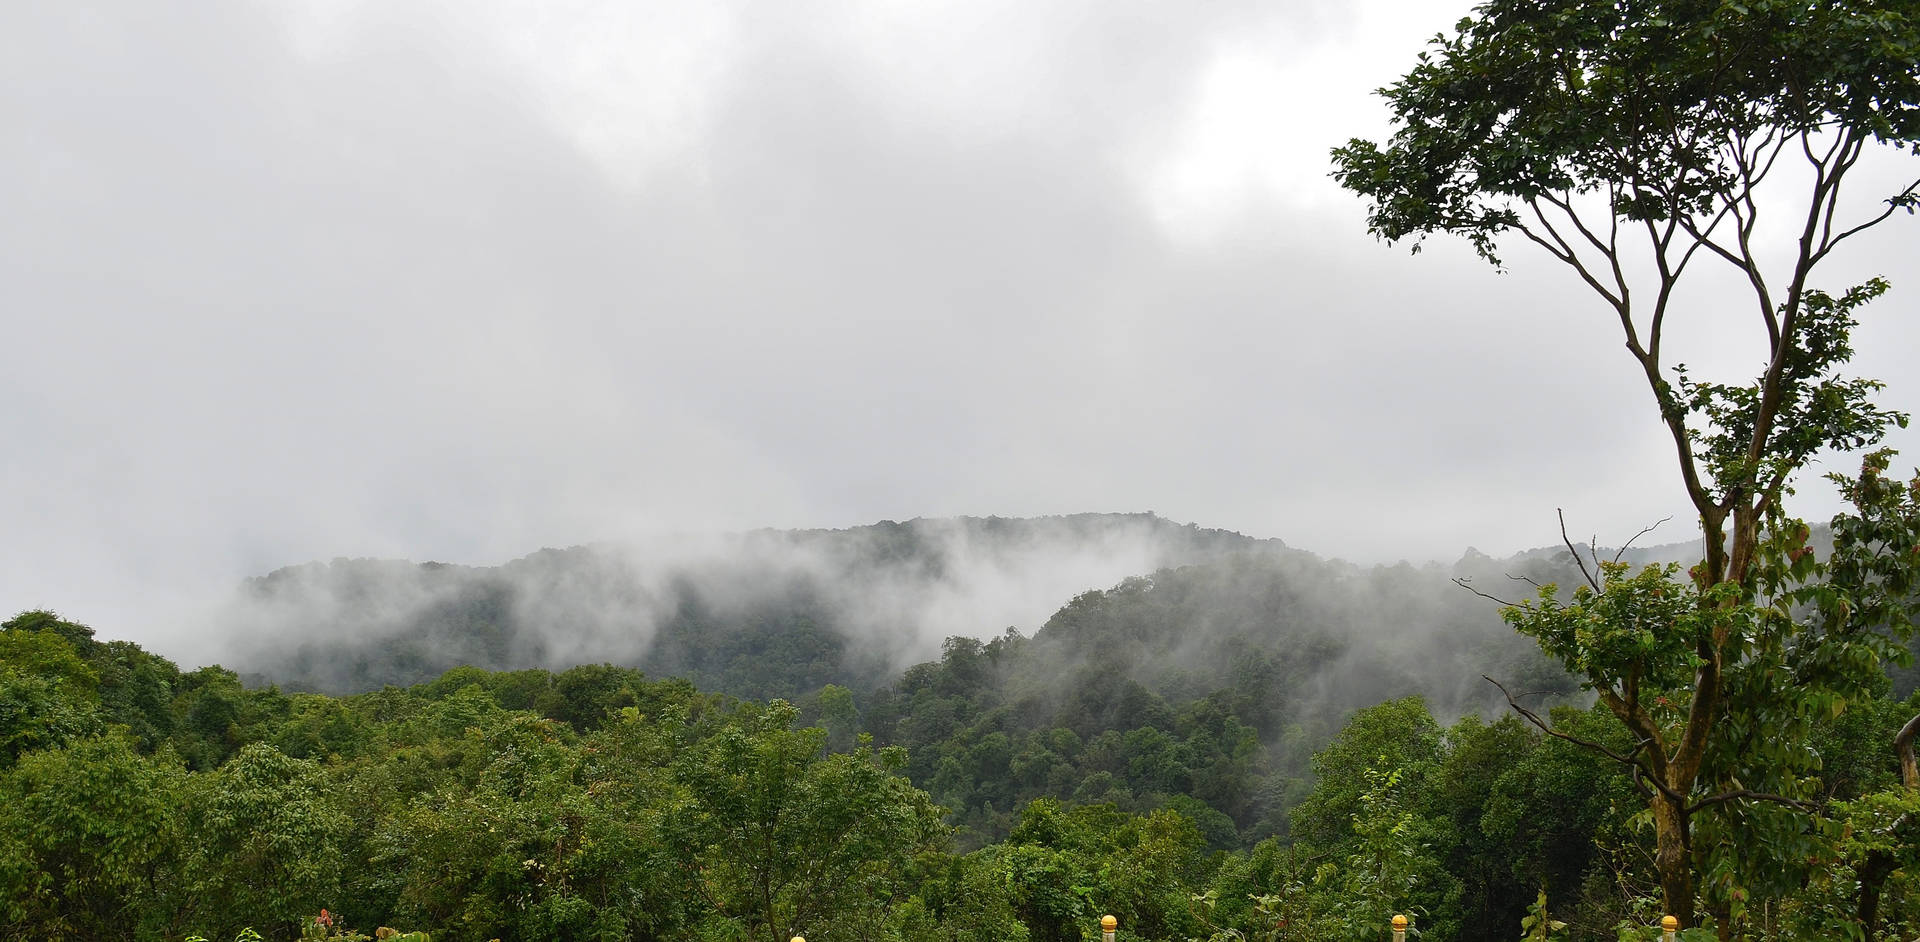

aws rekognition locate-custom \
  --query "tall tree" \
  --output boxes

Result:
[666,701,948,942]
[1332,0,1920,929]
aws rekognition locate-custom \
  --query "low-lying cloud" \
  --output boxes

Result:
[213,514,1272,691]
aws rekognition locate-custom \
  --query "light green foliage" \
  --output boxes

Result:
[1333,0,1920,927]
[1307,766,1448,942]
[1518,890,1568,942]
[1762,786,1920,942]
[14,572,1920,942]
[991,798,1210,942]
[1288,698,1442,849]
[889,850,1032,942]
[0,663,104,768]
[0,732,184,941]
[184,743,349,941]
[371,712,648,942]
[667,700,948,942]
[0,617,106,767]
[1503,459,1920,929]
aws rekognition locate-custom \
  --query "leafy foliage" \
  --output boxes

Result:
[1334,0,1920,929]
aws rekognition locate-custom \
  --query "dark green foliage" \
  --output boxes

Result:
[3,606,1920,942]
[1334,0,1920,927]
[868,550,1583,850]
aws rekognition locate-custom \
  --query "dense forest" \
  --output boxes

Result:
[11,0,1920,937]
[6,514,1920,941]
[218,514,1271,698]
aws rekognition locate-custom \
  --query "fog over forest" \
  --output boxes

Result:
[208,512,1709,712]
[7,0,1917,663]
[9,0,1920,938]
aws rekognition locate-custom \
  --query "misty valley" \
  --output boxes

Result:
[7,513,1920,942]
[11,0,1920,938]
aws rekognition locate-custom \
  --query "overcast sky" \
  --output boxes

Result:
[5,0,1918,657]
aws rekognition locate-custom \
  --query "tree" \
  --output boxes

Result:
[1332,0,1920,930]
[0,626,104,766]
[183,744,348,940]
[665,700,948,942]
[1287,697,1442,850]
[0,733,185,941]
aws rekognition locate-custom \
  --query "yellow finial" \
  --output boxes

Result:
[791,936,805,942]
[1661,915,1679,931]
[1392,915,1409,929]
[1100,915,1117,931]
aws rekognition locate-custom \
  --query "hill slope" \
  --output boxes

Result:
[221,513,1269,696]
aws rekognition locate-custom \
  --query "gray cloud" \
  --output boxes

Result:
[4,0,1917,662]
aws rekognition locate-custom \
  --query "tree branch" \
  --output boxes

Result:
[1811,176,1920,266]
[1561,508,1602,591]
[1615,516,1674,564]
[1897,712,1920,791]
[1453,577,1520,607]
[1483,674,1688,806]
[1686,789,1815,815]
[1518,205,1626,312]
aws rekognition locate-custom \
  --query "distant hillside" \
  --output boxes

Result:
[218,511,1604,849]
[220,514,1270,696]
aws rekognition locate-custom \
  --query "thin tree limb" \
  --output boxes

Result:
[1615,516,1674,563]
[1483,674,1688,806]
[1453,577,1520,607]
[1686,789,1815,814]
[1811,177,1920,266]
[1561,509,1602,591]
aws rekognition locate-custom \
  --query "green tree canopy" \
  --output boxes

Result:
[1333,0,1920,932]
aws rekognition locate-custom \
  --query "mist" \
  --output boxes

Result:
[214,514,1272,693]
[5,0,1917,664]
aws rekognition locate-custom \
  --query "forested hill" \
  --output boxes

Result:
[221,513,1271,696]
[219,510,1600,716]
[8,521,1917,940]
[853,546,1588,845]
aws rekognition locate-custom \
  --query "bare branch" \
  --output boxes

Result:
[1561,509,1602,591]
[1518,206,1626,313]
[1811,177,1920,266]
[1539,189,1616,260]
[1614,517,1674,564]
[1670,200,1739,280]
[1746,126,1790,189]
[1675,212,1752,272]
[1734,134,1779,346]
[1484,674,1689,805]
[1539,189,1631,309]
[1453,577,1520,607]
[1815,135,1862,253]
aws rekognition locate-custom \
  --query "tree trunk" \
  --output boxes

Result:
[1652,794,1694,926]
[1896,713,1920,791]
[1857,850,1894,942]
[1857,714,1920,941]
